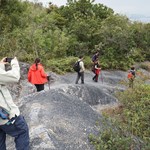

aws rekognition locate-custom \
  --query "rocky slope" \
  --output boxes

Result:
[6,63,130,150]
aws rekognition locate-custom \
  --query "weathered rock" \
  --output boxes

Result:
[6,64,129,149]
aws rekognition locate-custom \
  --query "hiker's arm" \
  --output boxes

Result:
[40,67,47,78]
[0,57,20,84]
[27,68,31,82]
[95,64,101,70]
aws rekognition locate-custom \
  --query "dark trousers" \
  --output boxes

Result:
[0,115,30,150]
[75,72,84,84]
[35,84,44,92]
[93,74,99,82]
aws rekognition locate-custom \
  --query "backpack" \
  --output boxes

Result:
[73,61,80,72]
[127,72,133,79]
[127,71,135,79]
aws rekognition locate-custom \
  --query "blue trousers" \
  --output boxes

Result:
[0,115,30,150]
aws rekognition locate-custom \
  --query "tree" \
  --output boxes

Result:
[97,15,135,68]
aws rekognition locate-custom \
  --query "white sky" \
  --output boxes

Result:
[29,0,150,16]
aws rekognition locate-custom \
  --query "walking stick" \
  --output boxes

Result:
[100,69,104,84]
[47,75,51,90]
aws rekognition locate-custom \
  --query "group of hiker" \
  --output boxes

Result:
[74,51,136,88]
[0,57,50,150]
[0,57,49,150]
[0,54,136,150]
[27,51,135,89]
[74,51,101,84]
[27,51,102,92]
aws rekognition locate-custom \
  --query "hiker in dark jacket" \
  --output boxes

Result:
[91,51,99,63]
[75,56,85,84]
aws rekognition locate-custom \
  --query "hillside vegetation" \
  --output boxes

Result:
[89,79,150,150]
[0,0,150,73]
[1,1,149,149]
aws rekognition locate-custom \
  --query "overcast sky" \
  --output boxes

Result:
[30,0,150,16]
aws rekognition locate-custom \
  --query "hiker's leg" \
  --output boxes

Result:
[81,72,84,84]
[129,79,131,87]
[35,84,44,92]
[131,79,134,89]
[93,74,96,80]
[38,84,44,91]
[75,72,80,84]
[95,74,98,82]
[1,116,30,150]
[35,84,39,91]
[14,116,30,150]
[0,128,6,150]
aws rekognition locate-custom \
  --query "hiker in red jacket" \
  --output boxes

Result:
[28,58,48,92]
[92,59,101,82]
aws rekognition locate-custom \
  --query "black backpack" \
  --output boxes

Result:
[73,61,80,72]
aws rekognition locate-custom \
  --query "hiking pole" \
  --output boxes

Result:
[100,70,104,84]
[47,75,51,90]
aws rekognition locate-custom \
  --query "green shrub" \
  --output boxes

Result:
[45,56,95,74]
[89,82,150,150]
[89,130,133,150]
[45,56,78,74]
[139,62,150,71]
[117,84,150,140]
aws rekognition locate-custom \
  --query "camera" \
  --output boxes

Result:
[5,57,13,63]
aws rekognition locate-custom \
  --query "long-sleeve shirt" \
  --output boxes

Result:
[78,59,85,72]
[0,58,20,125]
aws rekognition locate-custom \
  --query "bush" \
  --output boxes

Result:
[45,56,79,74]
[117,83,150,141]
[139,62,150,71]
[45,56,96,74]
[89,82,150,150]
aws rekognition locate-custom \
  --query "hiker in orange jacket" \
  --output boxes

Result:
[28,58,48,92]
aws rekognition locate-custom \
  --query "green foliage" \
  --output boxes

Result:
[139,62,150,71]
[130,22,150,61]
[45,56,93,74]
[117,83,150,140]
[89,82,150,149]
[89,124,133,150]
[45,56,78,74]
[0,0,150,72]
[97,15,136,69]
[0,0,28,32]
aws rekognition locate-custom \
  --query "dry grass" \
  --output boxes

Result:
[101,104,123,116]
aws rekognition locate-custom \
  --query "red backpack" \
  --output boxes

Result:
[127,72,133,79]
